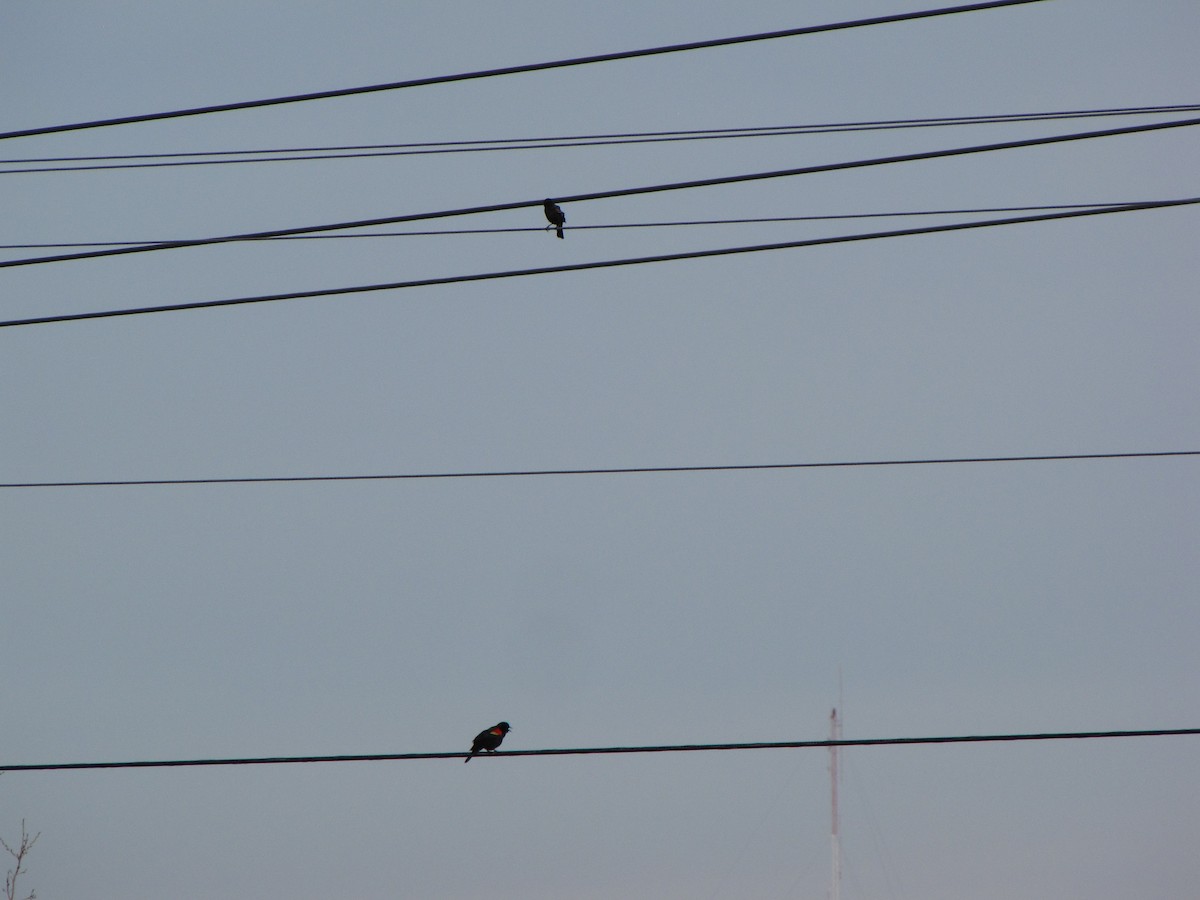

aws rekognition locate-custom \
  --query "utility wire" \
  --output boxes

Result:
[8,103,1194,162]
[0,203,1161,249]
[3,104,1196,175]
[2,451,1195,491]
[3,198,1195,329]
[3,114,1196,270]
[0,0,1051,142]
[3,728,1196,772]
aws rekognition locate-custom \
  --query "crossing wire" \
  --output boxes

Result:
[0,203,1170,249]
[3,728,1197,772]
[3,198,1197,329]
[0,0,1051,142]
[4,103,1197,175]
[3,113,1198,270]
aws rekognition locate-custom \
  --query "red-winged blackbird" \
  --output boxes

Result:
[464,721,511,762]
[543,199,565,239]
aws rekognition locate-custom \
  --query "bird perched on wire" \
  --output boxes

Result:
[465,721,511,762]
[543,199,565,239]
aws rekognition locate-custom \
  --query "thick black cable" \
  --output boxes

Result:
[4,104,1197,175]
[0,1,1050,142]
[2,451,1194,491]
[0,203,1158,249]
[2,728,1196,772]
[3,198,1196,329]
[3,114,1197,270]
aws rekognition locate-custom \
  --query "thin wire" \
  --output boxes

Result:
[4,114,1197,270]
[2,451,1195,491]
[0,1,1051,142]
[4,198,1196,328]
[2,728,1196,772]
[20,104,1190,163]
[704,780,795,900]
[0,203,1158,249]
[4,104,1197,175]
[844,753,909,900]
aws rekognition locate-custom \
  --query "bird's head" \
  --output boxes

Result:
[495,722,511,734]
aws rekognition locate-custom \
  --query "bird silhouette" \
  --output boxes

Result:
[465,721,511,762]
[543,199,565,238]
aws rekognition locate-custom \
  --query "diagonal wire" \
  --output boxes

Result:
[7,103,1196,162]
[0,203,1163,249]
[4,104,1199,175]
[3,198,1197,328]
[0,1,1051,142]
[3,728,1197,772]
[2,114,1197,270]
[2,451,1196,491]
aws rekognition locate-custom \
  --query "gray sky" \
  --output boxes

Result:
[2,2,1197,898]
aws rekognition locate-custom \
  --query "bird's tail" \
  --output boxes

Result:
[556,225,564,239]
[464,752,474,763]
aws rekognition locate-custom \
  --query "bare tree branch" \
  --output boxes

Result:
[2,819,39,900]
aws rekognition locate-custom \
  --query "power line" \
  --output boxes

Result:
[3,198,1196,329]
[0,1,1051,142]
[3,727,1196,772]
[3,114,1196,270]
[3,451,1195,491]
[0,203,1163,249]
[4,103,1196,175]
[9,103,1194,163]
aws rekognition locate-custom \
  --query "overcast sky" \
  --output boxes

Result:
[2,2,1198,898]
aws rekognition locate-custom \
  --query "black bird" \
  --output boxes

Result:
[543,199,565,239]
[465,721,511,762]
